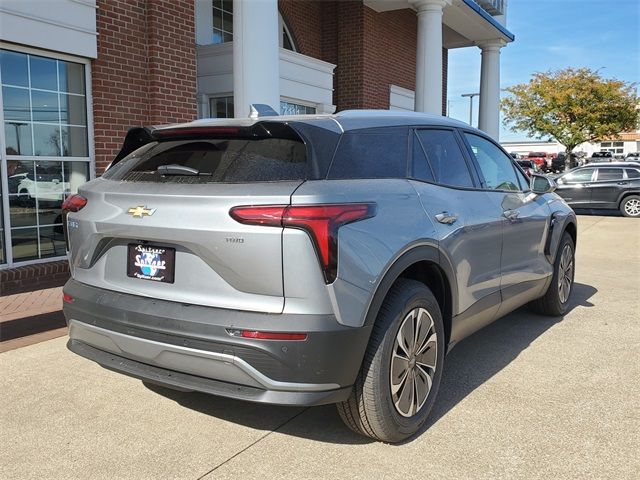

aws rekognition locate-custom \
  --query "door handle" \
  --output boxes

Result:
[435,212,458,225]
[617,182,628,185]
[503,209,520,221]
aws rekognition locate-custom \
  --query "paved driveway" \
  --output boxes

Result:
[1,215,639,479]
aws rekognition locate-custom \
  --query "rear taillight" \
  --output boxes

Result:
[61,194,87,251]
[63,293,74,304]
[61,194,87,212]
[230,203,376,283]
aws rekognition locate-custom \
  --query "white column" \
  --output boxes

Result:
[233,0,280,118]
[411,0,450,114]
[478,40,505,140]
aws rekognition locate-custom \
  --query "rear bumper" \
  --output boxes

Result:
[63,279,371,406]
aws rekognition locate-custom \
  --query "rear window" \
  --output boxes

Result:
[328,127,408,179]
[625,169,640,179]
[596,168,623,181]
[103,137,307,183]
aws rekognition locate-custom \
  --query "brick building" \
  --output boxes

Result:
[0,0,512,288]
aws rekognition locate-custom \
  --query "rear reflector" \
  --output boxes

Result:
[61,194,87,213]
[63,293,74,304]
[226,329,307,341]
[230,203,376,283]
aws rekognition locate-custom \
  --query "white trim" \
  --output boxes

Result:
[0,6,97,36]
[68,0,97,9]
[279,49,336,74]
[0,44,94,267]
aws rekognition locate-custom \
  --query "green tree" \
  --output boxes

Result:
[502,68,638,169]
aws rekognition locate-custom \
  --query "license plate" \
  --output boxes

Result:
[127,243,175,283]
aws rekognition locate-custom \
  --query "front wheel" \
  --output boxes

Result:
[337,279,445,443]
[620,195,640,218]
[529,232,575,316]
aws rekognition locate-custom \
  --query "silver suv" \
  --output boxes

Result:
[62,110,577,442]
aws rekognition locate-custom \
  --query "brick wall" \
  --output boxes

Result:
[92,0,197,174]
[280,1,447,114]
[0,261,69,296]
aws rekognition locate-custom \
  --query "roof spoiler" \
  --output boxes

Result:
[107,126,155,170]
[249,104,279,119]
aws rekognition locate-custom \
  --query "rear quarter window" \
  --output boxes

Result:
[328,127,408,179]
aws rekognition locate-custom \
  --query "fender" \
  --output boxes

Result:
[617,189,640,206]
[545,211,577,264]
[363,241,458,328]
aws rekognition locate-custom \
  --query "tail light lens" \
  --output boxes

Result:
[61,194,87,212]
[230,203,376,283]
[61,194,87,251]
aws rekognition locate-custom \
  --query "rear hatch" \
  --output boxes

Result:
[67,122,327,313]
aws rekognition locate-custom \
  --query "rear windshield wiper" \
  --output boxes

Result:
[156,164,209,176]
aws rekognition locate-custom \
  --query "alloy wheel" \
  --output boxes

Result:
[624,198,640,217]
[390,307,437,418]
[557,243,574,304]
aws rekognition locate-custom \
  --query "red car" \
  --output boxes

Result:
[527,151,548,171]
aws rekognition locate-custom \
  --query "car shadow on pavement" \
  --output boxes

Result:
[145,282,597,446]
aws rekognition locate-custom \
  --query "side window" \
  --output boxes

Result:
[328,128,407,179]
[513,163,531,191]
[596,168,623,181]
[625,169,640,179]
[464,133,521,191]
[411,132,435,182]
[415,129,474,188]
[561,168,594,183]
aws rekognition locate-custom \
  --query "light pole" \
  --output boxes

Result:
[461,92,479,127]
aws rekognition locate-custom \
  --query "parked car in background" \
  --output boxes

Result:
[549,152,567,173]
[526,151,548,171]
[554,164,640,217]
[515,159,540,178]
[61,110,578,443]
[625,152,640,162]
[587,151,613,163]
[509,152,521,160]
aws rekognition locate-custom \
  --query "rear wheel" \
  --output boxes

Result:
[337,279,445,443]
[529,232,575,316]
[620,195,640,218]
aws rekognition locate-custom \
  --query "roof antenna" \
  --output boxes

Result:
[249,104,279,119]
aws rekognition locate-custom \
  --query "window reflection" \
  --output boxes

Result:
[4,123,33,155]
[33,124,62,156]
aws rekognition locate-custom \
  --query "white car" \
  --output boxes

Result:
[13,172,70,205]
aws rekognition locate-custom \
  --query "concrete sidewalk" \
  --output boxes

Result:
[1,215,639,479]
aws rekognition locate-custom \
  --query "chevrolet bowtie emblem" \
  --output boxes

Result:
[127,206,156,218]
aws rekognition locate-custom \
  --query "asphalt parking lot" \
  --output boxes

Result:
[1,215,638,480]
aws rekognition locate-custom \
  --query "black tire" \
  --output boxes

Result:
[336,279,445,443]
[620,195,640,218]
[529,232,575,316]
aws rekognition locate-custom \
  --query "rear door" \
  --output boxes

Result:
[589,168,625,208]
[554,167,596,207]
[67,131,309,313]
[409,128,503,320]
[462,132,551,305]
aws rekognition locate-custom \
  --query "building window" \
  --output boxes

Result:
[211,3,296,51]
[209,96,234,118]
[280,101,316,115]
[1,48,91,266]
[212,0,233,44]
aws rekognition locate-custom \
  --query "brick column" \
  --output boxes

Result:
[92,0,197,174]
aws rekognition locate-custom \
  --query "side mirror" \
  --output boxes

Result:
[531,174,556,194]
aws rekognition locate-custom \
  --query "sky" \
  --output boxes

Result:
[446,0,640,142]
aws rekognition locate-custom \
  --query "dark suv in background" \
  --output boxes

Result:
[62,110,577,442]
[554,164,640,217]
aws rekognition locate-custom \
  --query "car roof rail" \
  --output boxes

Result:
[249,104,279,119]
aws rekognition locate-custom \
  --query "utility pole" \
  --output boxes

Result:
[461,92,480,127]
